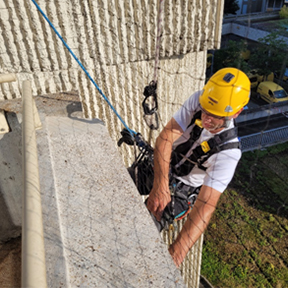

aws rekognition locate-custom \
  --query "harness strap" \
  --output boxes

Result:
[197,141,240,170]
[209,127,238,147]
[170,110,203,169]
[191,127,238,161]
[187,110,202,129]
[172,124,239,176]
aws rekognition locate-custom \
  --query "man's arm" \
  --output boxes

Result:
[168,185,222,267]
[146,117,183,221]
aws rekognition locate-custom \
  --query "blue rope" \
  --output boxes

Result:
[30,0,136,136]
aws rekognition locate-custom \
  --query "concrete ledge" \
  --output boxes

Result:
[40,116,184,287]
[0,93,185,287]
[222,22,288,45]
[236,101,288,123]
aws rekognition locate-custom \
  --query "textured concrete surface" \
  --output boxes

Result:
[0,0,219,167]
[0,0,222,99]
[40,116,184,287]
[0,93,84,244]
[0,94,185,287]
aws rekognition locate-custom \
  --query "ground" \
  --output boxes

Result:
[0,237,21,288]
[201,142,288,288]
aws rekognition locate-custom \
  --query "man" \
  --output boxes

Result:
[146,67,250,267]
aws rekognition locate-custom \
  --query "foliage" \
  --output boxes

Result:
[279,5,288,19]
[266,141,288,155]
[212,40,250,73]
[224,0,240,15]
[249,32,288,77]
[201,142,288,288]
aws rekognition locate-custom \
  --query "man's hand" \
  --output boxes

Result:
[146,184,171,221]
[146,117,183,221]
[168,242,185,268]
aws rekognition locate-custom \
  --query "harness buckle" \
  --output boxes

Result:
[195,119,203,128]
[201,140,210,153]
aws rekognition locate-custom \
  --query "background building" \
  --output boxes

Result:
[235,0,283,15]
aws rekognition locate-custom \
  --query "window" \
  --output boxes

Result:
[267,0,283,9]
[269,90,273,97]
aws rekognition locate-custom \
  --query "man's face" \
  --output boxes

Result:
[201,107,226,133]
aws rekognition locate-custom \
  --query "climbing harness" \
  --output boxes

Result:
[149,181,201,232]
[171,110,240,177]
[126,109,240,231]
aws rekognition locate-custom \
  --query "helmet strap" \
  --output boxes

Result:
[224,117,232,128]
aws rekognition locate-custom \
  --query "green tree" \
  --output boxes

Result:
[249,32,288,78]
[279,5,288,19]
[224,0,240,15]
[212,40,250,73]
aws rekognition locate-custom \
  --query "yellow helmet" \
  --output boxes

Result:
[199,68,250,117]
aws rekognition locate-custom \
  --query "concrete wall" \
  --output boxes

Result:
[0,0,224,165]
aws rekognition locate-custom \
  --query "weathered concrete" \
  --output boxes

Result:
[0,0,219,167]
[0,0,223,100]
[0,94,185,287]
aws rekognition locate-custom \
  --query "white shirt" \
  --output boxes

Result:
[172,91,241,193]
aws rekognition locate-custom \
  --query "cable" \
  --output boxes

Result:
[30,0,136,137]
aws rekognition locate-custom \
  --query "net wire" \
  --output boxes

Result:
[2,1,288,287]
[125,9,288,288]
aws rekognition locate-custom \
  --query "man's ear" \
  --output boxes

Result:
[232,108,243,119]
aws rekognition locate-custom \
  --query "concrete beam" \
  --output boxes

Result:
[236,101,288,123]
[222,22,288,45]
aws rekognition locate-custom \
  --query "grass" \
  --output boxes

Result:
[201,142,288,288]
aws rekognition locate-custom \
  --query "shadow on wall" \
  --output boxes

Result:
[66,101,105,125]
[0,112,22,243]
